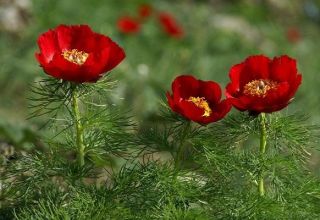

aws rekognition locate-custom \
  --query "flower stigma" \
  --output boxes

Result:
[62,49,89,65]
[243,79,278,98]
[188,96,212,117]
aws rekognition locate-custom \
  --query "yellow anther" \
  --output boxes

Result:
[243,79,278,98]
[188,96,212,117]
[62,49,89,65]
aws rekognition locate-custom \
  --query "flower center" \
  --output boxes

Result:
[62,49,89,65]
[187,96,212,117]
[243,79,278,98]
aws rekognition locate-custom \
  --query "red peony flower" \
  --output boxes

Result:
[286,27,301,44]
[167,75,231,124]
[158,12,184,39]
[117,16,141,34]
[226,55,302,113]
[138,4,153,19]
[35,24,125,83]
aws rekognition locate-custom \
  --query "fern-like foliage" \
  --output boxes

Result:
[1,76,319,220]
[196,112,320,219]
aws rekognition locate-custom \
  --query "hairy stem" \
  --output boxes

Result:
[259,112,267,196]
[72,89,85,167]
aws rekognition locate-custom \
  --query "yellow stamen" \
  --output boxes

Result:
[187,96,212,117]
[243,79,278,98]
[62,49,89,65]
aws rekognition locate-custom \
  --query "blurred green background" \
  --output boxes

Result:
[1,0,320,173]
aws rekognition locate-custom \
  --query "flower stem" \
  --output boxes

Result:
[72,89,85,167]
[174,122,190,171]
[175,140,184,171]
[258,112,267,196]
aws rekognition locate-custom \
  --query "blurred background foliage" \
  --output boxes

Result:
[0,0,320,173]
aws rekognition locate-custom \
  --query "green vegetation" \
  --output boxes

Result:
[0,0,320,219]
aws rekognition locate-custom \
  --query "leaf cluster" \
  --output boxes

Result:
[4,162,209,219]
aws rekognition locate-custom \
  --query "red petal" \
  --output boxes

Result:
[229,63,243,82]
[72,25,95,52]
[178,100,205,123]
[55,24,96,52]
[35,52,47,66]
[92,34,112,52]
[239,55,271,88]
[82,34,125,75]
[226,83,238,98]
[270,55,298,82]
[158,12,184,38]
[117,16,141,34]
[226,63,245,97]
[172,75,200,101]
[42,54,84,82]
[166,92,176,111]
[80,51,105,82]
[260,82,290,112]
[232,96,253,112]
[138,4,153,18]
[82,44,124,82]
[287,74,302,97]
[55,25,73,50]
[199,80,221,104]
[266,82,290,101]
[263,102,290,113]
[103,40,126,72]
[37,29,59,63]
[206,99,232,123]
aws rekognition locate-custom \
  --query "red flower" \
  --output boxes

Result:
[158,12,184,39]
[226,55,302,113]
[35,24,125,83]
[138,4,153,19]
[167,75,231,124]
[286,27,301,44]
[117,16,141,34]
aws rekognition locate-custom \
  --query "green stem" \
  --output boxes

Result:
[72,89,85,167]
[175,141,184,171]
[174,122,191,171]
[258,113,267,196]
